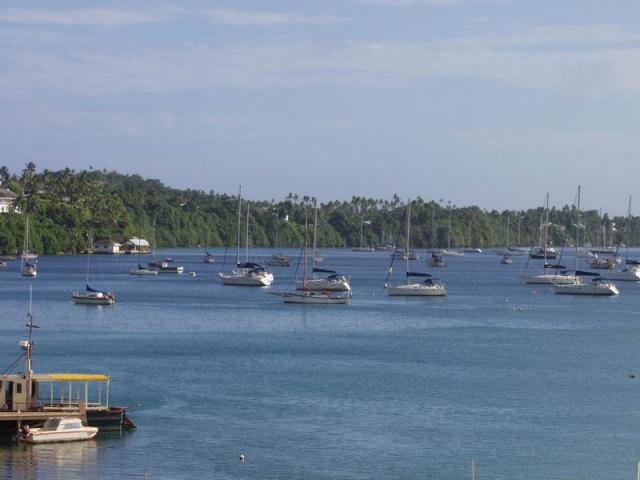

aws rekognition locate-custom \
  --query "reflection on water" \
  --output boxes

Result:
[0,440,98,480]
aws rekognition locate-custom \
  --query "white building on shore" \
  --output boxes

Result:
[0,187,17,213]
[122,237,151,253]
[92,239,121,254]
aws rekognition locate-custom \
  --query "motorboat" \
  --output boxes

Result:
[220,262,274,286]
[500,254,513,265]
[428,253,445,267]
[154,260,184,274]
[552,277,619,296]
[72,284,116,305]
[19,417,98,444]
[21,261,37,277]
[529,247,558,259]
[464,248,482,253]
[587,256,616,270]
[441,249,464,257]
[204,252,215,264]
[264,253,292,267]
[129,263,158,275]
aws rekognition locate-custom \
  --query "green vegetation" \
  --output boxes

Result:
[0,164,634,254]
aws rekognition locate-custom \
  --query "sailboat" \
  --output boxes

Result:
[129,232,158,275]
[529,197,558,259]
[524,194,575,284]
[599,195,640,281]
[386,201,447,297]
[296,201,350,292]
[72,237,116,305]
[284,221,350,304]
[264,214,292,267]
[203,235,215,264]
[441,213,463,256]
[463,221,482,253]
[21,215,38,277]
[553,186,619,295]
[219,186,274,286]
[352,217,374,252]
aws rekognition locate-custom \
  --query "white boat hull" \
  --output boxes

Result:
[524,274,576,285]
[22,427,98,444]
[220,272,273,286]
[387,284,447,296]
[295,278,351,292]
[598,269,640,281]
[21,268,37,277]
[72,293,115,305]
[552,282,619,296]
[283,293,350,304]
[129,269,158,275]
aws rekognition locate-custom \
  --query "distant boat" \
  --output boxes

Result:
[386,201,446,297]
[296,201,350,292]
[21,215,37,277]
[428,252,446,267]
[599,196,640,282]
[464,222,482,253]
[264,214,292,267]
[551,186,619,296]
[285,221,350,304]
[204,252,215,264]
[500,254,513,265]
[72,284,116,305]
[219,186,273,286]
[352,217,373,252]
[130,233,159,275]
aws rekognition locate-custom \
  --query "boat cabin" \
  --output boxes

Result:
[0,372,111,412]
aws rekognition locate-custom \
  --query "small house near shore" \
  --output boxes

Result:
[121,237,151,254]
[93,239,121,254]
[0,187,17,213]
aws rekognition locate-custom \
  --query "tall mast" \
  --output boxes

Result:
[448,212,451,250]
[626,195,632,263]
[544,193,550,263]
[303,220,308,290]
[506,215,510,248]
[312,200,318,269]
[245,202,250,262]
[431,205,436,249]
[575,186,581,272]
[85,234,91,283]
[406,200,411,276]
[25,285,38,408]
[274,213,279,253]
[468,221,471,248]
[360,216,364,248]
[517,214,521,246]
[236,185,242,266]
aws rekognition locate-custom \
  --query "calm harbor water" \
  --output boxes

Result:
[1,248,640,479]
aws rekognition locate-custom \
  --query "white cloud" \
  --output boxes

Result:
[2,23,640,96]
[203,9,341,26]
[0,8,182,27]
[355,0,508,6]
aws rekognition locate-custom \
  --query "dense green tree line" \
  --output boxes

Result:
[0,165,635,255]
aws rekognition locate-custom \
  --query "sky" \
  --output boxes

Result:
[2,0,640,214]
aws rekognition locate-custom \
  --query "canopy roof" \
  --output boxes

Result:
[32,373,109,382]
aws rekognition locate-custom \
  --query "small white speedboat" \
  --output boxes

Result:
[500,255,513,265]
[20,417,98,444]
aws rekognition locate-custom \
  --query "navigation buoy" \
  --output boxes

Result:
[239,454,245,462]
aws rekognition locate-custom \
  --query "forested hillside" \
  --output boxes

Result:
[0,164,632,255]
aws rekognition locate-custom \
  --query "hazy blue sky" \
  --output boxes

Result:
[2,1,640,214]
